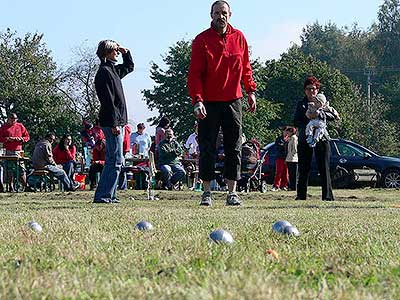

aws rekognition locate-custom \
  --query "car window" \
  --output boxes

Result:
[336,142,364,157]
[329,141,338,156]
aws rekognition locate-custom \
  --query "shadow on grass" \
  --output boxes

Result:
[241,204,386,210]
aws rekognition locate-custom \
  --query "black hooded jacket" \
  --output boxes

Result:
[95,52,134,127]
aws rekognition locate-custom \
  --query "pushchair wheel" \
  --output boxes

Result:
[259,180,268,193]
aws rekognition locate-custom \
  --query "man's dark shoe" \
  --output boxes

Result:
[295,197,306,200]
[200,191,212,206]
[93,198,111,204]
[226,193,241,206]
[70,181,81,191]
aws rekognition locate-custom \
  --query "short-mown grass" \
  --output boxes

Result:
[1,187,399,299]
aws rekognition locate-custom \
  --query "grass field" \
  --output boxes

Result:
[1,187,399,299]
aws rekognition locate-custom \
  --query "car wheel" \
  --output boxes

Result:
[259,180,267,193]
[382,169,400,188]
[12,177,25,192]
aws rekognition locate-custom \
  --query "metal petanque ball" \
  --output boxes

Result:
[27,221,42,233]
[209,229,234,244]
[283,225,300,237]
[135,221,154,231]
[272,220,292,233]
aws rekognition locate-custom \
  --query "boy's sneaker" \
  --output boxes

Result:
[226,192,241,206]
[70,181,81,191]
[271,186,280,192]
[200,191,212,206]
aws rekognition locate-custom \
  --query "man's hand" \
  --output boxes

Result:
[6,137,22,142]
[111,127,121,136]
[194,102,207,119]
[247,92,256,113]
[118,47,128,54]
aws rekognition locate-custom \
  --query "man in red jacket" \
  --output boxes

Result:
[187,1,257,206]
[0,113,30,191]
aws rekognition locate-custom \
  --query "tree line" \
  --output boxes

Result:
[1,0,399,155]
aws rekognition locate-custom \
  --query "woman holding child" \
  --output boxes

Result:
[293,76,339,201]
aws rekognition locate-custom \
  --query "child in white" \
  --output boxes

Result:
[305,93,340,147]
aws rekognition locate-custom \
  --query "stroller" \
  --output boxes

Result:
[237,139,268,193]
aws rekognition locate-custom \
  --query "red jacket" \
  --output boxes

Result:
[53,144,76,164]
[0,122,30,151]
[123,125,132,155]
[92,126,105,142]
[188,24,256,105]
[92,147,105,165]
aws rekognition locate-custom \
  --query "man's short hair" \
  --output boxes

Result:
[211,1,230,13]
[45,133,55,140]
[137,123,145,129]
[96,40,119,60]
[8,113,18,120]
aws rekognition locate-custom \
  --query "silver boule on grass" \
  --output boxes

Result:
[209,229,234,244]
[283,225,300,237]
[27,221,42,233]
[272,220,292,233]
[135,221,154,231]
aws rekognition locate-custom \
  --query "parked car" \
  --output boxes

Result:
[261,139,400,188]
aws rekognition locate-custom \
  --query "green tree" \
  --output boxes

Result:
[300,22,375,90]
[142,40,194,141]
[370,0,400,68]
[244,59,282,145]
[369,0,400,123]
[0,29,81,153]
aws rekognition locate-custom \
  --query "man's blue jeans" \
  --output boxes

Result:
[94,126,124,201]
[62,160,75,181]
[159,163,186,188]
[46,165,73,190]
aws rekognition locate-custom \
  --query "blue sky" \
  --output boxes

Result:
[2,0,383,134]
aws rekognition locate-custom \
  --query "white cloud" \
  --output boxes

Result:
[251,21,304,60]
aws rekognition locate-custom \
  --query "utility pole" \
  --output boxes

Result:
[364,67,375,107]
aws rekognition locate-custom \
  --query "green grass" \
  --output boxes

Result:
[1,187,400,299]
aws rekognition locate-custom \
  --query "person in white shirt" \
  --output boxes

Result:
[130,123,152,157]
[184,123,199,159]
[285,126,298,191]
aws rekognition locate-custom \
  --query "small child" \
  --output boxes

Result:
[305,93,340,147]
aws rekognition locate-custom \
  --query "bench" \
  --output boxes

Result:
[27,169,56,192]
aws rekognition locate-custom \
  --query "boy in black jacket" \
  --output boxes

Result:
[93,40,134,204]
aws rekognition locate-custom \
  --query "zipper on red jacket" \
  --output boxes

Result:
[222,34,227,55]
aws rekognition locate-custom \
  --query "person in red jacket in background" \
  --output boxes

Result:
[187,1,256,206]
[0,113,30,191]
[117,124,133,190]
[92,119,105,142]
[53,134,77,182]
[123,124,132,156]
[89,139,106,190]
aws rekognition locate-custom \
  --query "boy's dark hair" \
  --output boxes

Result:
[211,1,230,13]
